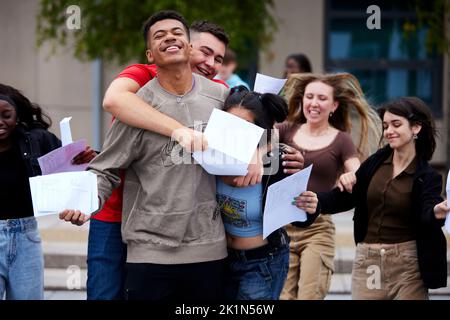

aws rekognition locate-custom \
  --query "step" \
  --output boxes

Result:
[328,274,450,295]
[44,242,87,269]
[39,214,450,277]
[37,211,450,248]
[42,291,450,300]
[42,241,450,275]
[45,290,87,300]
[42,268,450,297]
[44,268,87,291]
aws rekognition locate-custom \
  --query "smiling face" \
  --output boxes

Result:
[302,81,338,125]
[145,19,191,67]
[0,100,18,141]
[382,111,421,150]
[189,32,226,79]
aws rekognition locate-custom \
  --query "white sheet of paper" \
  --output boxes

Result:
[253,73,287,94]
[38,139,87,175]
[263,165,313,239]
[445,170,450,233]
[60,117,73,146]
[29,171,98,217]
[194,149,249,176]
[193,109,264,175]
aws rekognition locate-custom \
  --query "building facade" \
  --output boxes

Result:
[0,0,448,167]
[260,0,449,167]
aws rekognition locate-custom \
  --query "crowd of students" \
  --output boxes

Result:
[1,10,449,301]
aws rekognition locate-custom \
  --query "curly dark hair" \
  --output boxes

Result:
[142,10,190,48]
[378,97,437,161]
[0,83,52,130]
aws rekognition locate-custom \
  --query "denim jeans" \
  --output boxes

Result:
[225,245,289,300]
[0,217,44,300]
[87,219,126,300]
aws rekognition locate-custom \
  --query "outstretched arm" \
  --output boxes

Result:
[103,77,207,151]
[434,200,450,221]
[337,156,361,193]
[420,171,446,227]
[59,120,142,226]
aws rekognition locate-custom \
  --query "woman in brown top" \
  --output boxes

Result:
[278,73,381,300]
[297,97,449,299]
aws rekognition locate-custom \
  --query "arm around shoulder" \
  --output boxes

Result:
[103,77,200,147]
[103,77,141,116]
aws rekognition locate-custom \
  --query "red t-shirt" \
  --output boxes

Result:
[93,64,227,222]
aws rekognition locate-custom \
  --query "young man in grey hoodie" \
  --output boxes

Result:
[60,10,229,300]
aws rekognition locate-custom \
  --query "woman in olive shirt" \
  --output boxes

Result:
[296,97,449,299]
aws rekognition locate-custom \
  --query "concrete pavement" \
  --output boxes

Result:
[37,212,450,300]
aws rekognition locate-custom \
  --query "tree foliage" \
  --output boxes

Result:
[36,0,276,67]
[404,0,450,55]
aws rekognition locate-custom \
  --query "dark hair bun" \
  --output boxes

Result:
[260,93,288,123]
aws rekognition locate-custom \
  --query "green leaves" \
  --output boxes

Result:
[36,0,276,66]
[403,0,450,55]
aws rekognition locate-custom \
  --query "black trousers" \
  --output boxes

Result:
[124,259,226,300]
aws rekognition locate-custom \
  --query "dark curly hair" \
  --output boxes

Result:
[378,97,437,161]
[142,10,190,48]
[0,83,52,130]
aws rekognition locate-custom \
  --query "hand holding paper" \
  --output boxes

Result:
[59,209,90,226]
[293,191,319,214]
[38,117,95,175]
[263,165,313,239]
[38,139,89,175]
[29,171,98,218]
[193,109,264,175]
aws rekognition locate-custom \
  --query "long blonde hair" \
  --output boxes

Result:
[283,73,382,159]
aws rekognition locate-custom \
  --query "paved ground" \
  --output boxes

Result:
[43,291,450,300]
[37,212,450,300]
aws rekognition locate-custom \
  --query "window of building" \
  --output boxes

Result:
[325,0,443,117]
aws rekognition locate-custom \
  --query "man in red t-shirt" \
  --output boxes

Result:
[85,20,231,300]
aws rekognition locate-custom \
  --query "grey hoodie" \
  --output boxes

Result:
[89,73,230,264]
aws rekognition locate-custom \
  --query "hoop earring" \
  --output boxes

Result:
[413,133,418,140]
